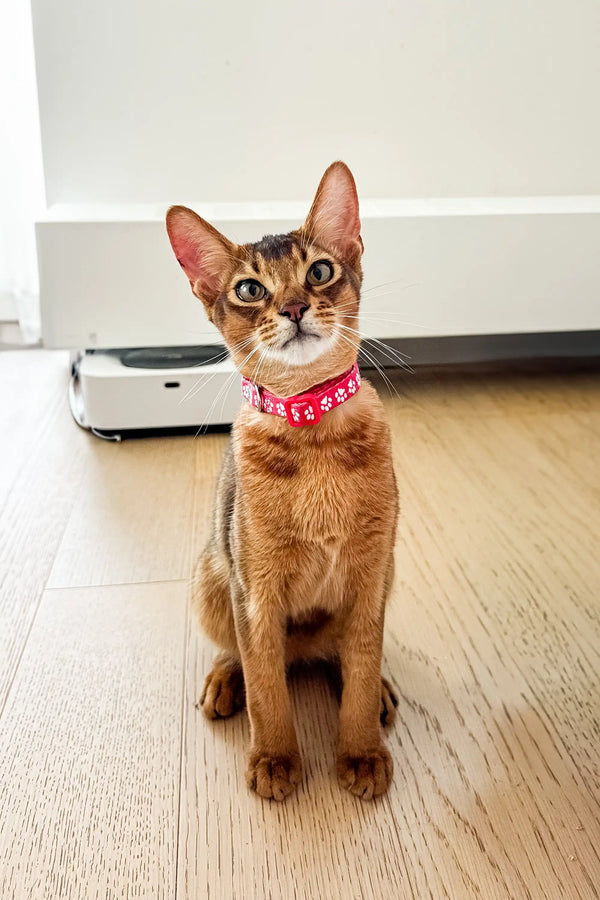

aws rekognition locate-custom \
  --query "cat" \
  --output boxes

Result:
[166,162,399,801]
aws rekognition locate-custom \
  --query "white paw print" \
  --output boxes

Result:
[263,398,273,412]
[243,384,252,401]
[335,387,347,402]
[292,408,300,422]
[356,372,361,386]
[348,379,356,394]
[321,396,332,411]
[305,409,315,421]
[276,402,285,416]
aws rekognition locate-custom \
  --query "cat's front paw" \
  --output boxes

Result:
[337,745,393,800]
[246,750,303,801]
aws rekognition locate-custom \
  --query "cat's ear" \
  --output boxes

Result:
[302,161,363,263]
[166,205,235,310]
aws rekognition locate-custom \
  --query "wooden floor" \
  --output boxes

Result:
[1,349,599,900]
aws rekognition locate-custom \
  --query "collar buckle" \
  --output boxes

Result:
[283,394,322,427]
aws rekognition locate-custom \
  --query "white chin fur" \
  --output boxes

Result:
[266,333,336,367]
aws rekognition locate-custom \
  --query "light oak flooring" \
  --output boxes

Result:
[1,349,599,900]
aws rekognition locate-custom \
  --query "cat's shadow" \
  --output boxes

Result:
[195,650,402,798]
[198,657,343,777]
[288,659,343,776]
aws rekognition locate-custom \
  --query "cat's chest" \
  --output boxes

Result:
[280,457,359,540]
[238,437,384,548]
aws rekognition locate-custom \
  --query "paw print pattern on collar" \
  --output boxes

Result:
[241,362,362,427]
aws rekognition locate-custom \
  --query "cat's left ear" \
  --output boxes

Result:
[302,161,363,264]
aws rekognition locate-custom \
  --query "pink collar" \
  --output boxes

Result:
[241,362,361,427]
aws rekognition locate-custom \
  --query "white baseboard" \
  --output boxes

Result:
[37,197,600,350]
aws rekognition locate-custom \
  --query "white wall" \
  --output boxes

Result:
[32,0,600,350]
[32,0,600,205]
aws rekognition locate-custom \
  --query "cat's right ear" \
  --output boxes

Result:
[166,206,235,313]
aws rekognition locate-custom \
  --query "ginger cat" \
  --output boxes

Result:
[166,162,398,801]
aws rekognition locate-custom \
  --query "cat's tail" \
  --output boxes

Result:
[191,547,238,653]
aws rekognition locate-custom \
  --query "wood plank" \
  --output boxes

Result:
[0,349,68,509]
[178,368,600,899]
[0,351,93,710]
[47,434,196,589]
[388,406,600,807]
[0,580,187,900]
[378,367,600,423]
[190,432,231,547]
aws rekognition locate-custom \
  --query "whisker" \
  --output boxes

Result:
[335,286,421,311]
[336,323,414,373]
[336,312,429,330]
[196,343,261,436]
[361,279,420,295]
[362,338,414,374]
[186,342,252,417]
[249,346,269,387]
[179,336,255,405]
[357,346,403,399]
[334,328,402,399]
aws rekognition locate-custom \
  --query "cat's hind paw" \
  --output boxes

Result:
[197,655,245,719]
[380,676,399,727]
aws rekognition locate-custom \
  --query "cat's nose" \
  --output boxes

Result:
[279,302,309,323]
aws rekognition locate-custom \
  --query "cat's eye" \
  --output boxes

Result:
[306,260,334,286]
[235,279,266,302]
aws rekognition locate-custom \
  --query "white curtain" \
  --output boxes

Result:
[0,0,45,343]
